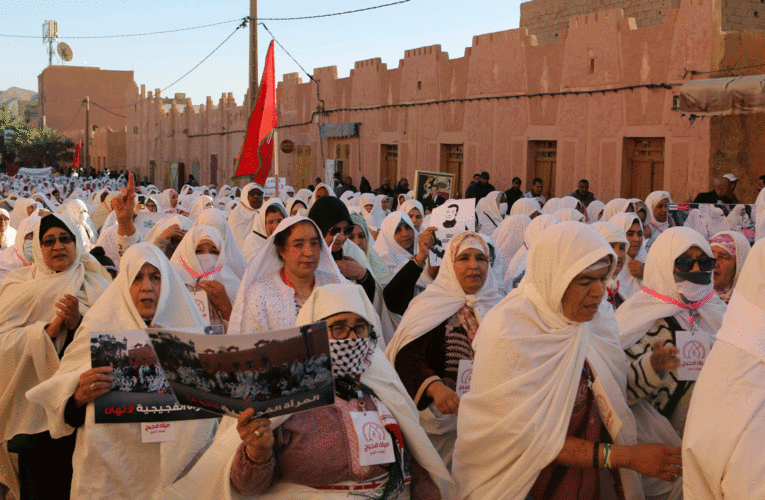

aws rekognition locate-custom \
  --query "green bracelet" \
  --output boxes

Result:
[603,443,612,469]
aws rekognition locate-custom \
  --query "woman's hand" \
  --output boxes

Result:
[336,256,367,281]
[414,227,437,266]
[56,294,82,331]
[628,260,644,279]
[197,280,233,320]
[651,340,679,373]
[426,380,460,415]
[114,173,137,236]
[237,408,274,464]
[615,444,682,482]
[74,366,114,407]
[159,224,185,242]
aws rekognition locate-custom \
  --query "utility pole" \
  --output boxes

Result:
[249,0,258,112]
[83,96,90,172]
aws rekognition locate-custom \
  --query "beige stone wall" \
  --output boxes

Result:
[520,0,681,45]
[721,0,765,32]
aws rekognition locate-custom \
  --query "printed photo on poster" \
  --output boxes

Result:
[429,199,476,266]
[90,329,217,424]
[147,322,335,419]
[414,171,455,214]
[668,203,755,244]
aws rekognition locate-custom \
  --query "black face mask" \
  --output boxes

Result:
[673,270,712,285]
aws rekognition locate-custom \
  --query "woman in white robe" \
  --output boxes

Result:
[609,212,647,302]
[63,199,96,252]
[192,208,247,279]
[9,198,38,229]
[0,208,15,250]
[0,215,40,283]
[503,214,558,290]
[228,183,264,248]
[398,199,425,233]
[228,216,346,335]
[359,192,386,232]
[475,191,506,236]
[241,198,286,263]
[452,222,680,500]
[386,232,502,468]
[682,238,765,500]
[158,188,180,214]
[510,198,542,219]
[170,225,241,332]
[26,243,218,500]
[187,195,213,222]
[1,214,111,499]
[708,230,751,304]
[644,191,673,250]
[162,284,453,500]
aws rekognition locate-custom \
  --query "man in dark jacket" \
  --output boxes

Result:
[570,179,596,207]
[466,171,495,202]
[693,174,738,204]
[504,177,523,214]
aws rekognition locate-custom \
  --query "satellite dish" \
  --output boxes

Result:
[57,42,73,62]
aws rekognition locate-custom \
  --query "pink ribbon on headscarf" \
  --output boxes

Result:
[180,256,223,283]
[14,247,30,266]
[640,286,714,326]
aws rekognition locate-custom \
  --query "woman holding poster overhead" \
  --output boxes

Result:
[27,242,218,500]
[385,232,502,468]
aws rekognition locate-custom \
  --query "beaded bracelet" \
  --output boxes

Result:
[603,443,612,469]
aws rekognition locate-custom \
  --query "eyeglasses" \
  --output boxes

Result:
[41,234,75,247]
[328,322,374,340]
[674,256,716,273]
[328,224,356,237]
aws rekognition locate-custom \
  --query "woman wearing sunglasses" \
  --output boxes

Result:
[0,214,111,499]
[616,227,727,441]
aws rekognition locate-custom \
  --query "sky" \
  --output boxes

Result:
[1,0,522,105]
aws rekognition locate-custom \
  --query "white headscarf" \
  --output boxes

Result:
[586,200,606,223]
[615,227,727,349]
[26,243,215,500]
[709,230,751,299]
[553,208,585,222]
[63,199,96,251]
[510,197,541,218]
[193,208,246,278]
[170,225,241,300]
[187,195,214,221]
[503,214,559,288]
[1,214,111,442]
[144,214,192,249]
[286,198,308,217]
[228,183,263,248]
[0,208,15,249]
[373,212,418,273]
[387,232,503,364]
[682,237,765,500]
[398,199,425,229]
[159,188,178,213]
[601,198,632,221]
[645,191,672,237]
[0,215,40,281]
[241,198,287,262]
[91,193,116,230]
[295,188,312,205]
[492,214,531,270]
[452,222,642,500]
[309,182,336,206]
[359,192,386,229]
[9,197,37,229]
[609,212,647,301]
[475,191,505,235]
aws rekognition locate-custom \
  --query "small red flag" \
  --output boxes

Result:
[73,140,82,169]
[233,40,277,183]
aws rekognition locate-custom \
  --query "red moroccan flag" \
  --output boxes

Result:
[73,140,82,169]
[233,40,277,182]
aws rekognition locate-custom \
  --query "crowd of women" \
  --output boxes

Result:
[2,168,765,500]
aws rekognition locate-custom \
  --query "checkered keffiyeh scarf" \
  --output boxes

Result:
[329,337,375,378]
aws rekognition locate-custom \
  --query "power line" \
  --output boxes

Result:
[276,82,682,129]
[90,101,126,118]
[255,0,411,20]
[688,62,765,76]
[0,18,243,39]
[100,21,248,109]
[64,105,82,130]
[260,24,313,81]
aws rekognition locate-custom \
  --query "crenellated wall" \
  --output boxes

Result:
[127,0,765,203]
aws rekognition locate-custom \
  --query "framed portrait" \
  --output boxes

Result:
[414,170,455,205]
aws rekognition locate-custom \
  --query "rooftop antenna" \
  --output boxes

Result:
[42,20,59,66]
[57,42,73,64]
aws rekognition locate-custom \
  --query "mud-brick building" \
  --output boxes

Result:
[129,0,765,203]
